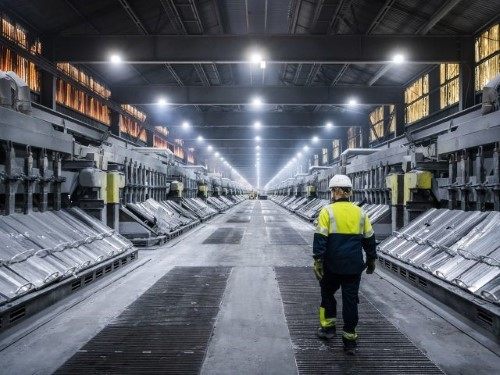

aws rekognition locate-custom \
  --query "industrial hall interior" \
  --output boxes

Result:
[0,0,499,374]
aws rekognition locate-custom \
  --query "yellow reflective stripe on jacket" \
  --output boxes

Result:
[362,210,374,238]
[325,205,337,233]
[316,202,375,237]
[315,208,330,236]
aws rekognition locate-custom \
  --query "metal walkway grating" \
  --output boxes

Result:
[275,267,443,374]
[226,215,251,223]
[55,267,231,374]
[202,228,245,244]
[267,227,307,245]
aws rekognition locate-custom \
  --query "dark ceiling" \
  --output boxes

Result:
[1,0,499,187]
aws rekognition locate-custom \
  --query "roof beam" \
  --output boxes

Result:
[49,34,472,64]
[111,85,402,105]
[149,110,366,127]
[368,0,462,85]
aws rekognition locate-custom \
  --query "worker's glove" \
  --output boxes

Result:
[365,258,376,274]
[313,259,324,281]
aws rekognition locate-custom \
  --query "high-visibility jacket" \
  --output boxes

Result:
[313,199,377,274]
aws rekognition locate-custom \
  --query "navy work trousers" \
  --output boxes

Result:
[320,272,361,334]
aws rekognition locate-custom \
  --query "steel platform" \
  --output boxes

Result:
[275,266,443,374]
[55,266,230,374]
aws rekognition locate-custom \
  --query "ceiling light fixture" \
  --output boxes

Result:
[157,97,168,106]
[325,121,333,129]
[250,52,263,64]
[197,135,204,142]
[312,136,319,143]
[207,145,213,151]
[214,151,220,157]
[251,97,263,109]
[347,98,358,106]
[110,54,122,64]
[303,145,309,151]
[255,135,261,142]
[256,145,260,150]
[392,53,406,64]
[182,121,190,129]
[254,121,262,129]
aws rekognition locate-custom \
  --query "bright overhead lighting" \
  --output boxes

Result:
[256,152,260,156]
[256,145,260,150]
[348,98,358,106]
[297,152,302,158]
[197,135,204,142]
[254,121,262,129]
[110,54,122,64]
[292,157,297,162]
[251,97,263,108]
[207,145,213,151]
[182,121,190,129]
[157,97,168,106]
[220,157,224,161]
[392,53,405,64]
[250,52,263,64]
[303,145,309,151]
[325,121,333,129]
[260,61,266,69]
[312,136,319,143]
[255,135,261,142]
[215,151,220,157]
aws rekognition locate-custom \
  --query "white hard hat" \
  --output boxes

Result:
[329,174,353,189]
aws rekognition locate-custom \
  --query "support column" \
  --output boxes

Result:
[23,146,35,214]
[429,67,440,115]
[395,90,406,137]
[40,71,56,110]
[146,129,154,147]
[459,41,475,111]
[40,37,56,110]
[38,149,50,212]
[52,152,62,211]
[110,110,121,137]
[3,142,20,215]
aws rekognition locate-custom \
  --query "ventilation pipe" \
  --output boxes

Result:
[340,148,382,174]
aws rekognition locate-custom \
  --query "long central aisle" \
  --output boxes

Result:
[1,200,498,374]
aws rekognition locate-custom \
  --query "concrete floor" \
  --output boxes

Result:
[0,200,498,374]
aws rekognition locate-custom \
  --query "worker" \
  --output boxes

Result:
[312,174,377,355]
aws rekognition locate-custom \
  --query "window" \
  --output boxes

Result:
[369,105,396,142]
[369,106,384,142]
[405,75,429,124]
[57,63,111,99]
[0,15,41,92]
[439,63,460,108]
[0,48,40,92]
[56,80,110,124]
[322,148,328,165]
[347,127,360,148]
[332,139,341,159]
[122,104,146,122]
[154,126,169,137]
[119,115,147,142]
[475,23,499,91]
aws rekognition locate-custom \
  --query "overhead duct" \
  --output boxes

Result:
[340,148,382,173]
[482,73,500,115]
[0,71,31,113]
